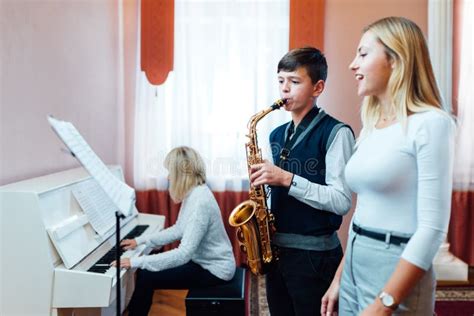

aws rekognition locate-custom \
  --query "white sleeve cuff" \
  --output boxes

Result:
[401,228,447,271]
[134,235,147,246]
[130,256,144,269]
[288,174,309,198]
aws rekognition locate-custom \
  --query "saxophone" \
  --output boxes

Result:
[228,99,286,275]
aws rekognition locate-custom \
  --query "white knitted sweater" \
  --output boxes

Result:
[131,185,236,281]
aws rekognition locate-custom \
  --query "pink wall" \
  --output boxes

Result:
[0,0,127,186]
[321,0,427,248]
[123,0,139,185]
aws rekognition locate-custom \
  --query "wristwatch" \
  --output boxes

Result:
[378,291,398,310]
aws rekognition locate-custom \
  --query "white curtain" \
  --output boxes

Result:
[134,0,290,191]
[453,0,474,190]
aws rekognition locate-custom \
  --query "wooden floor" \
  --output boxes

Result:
[149,290,187,316]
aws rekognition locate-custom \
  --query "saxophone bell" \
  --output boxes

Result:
[229,200,257,227]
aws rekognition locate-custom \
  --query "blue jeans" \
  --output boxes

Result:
[339,228,436,315]
[266,245,343,316]
[127,261,226,316]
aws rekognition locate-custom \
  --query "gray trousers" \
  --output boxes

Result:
[339,228,436,315]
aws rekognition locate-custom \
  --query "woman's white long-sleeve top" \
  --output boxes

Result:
[345,110,455,270]
[130,184,236,281]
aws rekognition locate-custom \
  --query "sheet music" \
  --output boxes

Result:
[48,116,135,217]
[72,180,116,236]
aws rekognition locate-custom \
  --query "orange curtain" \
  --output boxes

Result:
[141,0,174,85]
[136,190,249,267]
[448,191,474,265]
[447,0,473,266]
[289,0,325,50]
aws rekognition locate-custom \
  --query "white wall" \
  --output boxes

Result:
[0,0,124,186]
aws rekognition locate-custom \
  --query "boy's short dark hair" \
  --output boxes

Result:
[277,47,328,84]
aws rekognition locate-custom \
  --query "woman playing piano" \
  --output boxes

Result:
[112,146,236,316]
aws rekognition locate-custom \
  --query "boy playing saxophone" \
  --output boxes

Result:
[250,47,355,316]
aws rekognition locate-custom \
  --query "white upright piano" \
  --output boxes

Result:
[0,166,165,316]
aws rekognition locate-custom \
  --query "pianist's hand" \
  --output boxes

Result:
[121,239,137,250]
[110,258,131,269]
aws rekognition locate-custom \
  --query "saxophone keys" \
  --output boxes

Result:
[257,211,267,221]
[237,229,245,242]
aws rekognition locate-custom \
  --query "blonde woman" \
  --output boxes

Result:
[112,146,236,316]
[321,17,455,315]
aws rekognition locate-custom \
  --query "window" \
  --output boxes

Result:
[134,0,289,191]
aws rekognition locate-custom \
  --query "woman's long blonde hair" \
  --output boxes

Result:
[164,146,206,202]
[359,17,445,139]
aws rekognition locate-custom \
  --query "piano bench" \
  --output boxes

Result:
[185,267,246,316]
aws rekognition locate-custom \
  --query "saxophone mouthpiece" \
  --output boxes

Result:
[271,98,287,110]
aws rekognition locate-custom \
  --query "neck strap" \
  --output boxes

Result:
[279,106,320,163]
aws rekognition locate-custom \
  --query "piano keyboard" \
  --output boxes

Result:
[88,225,149,273]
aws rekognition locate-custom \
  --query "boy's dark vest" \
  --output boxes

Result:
[270,111,347,237]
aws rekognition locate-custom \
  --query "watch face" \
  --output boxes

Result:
[381,293,395,307]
